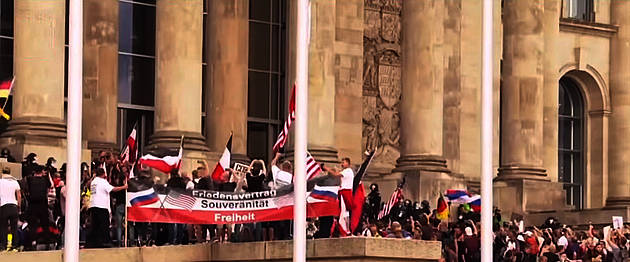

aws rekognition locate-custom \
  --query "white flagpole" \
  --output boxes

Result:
[65,0,82,261]
[294,0,309,261]
[481,0,494,261]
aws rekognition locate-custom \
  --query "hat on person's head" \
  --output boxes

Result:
[2,167,10,174]
[524,231,533,236]
[465,227,473,236]
[25,153,37,161]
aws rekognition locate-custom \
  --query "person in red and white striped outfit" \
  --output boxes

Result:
[323,157,354,219]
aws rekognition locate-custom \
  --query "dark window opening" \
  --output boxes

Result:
[558,76,585,209]
[562,0,595,22]
[247,0,286,164]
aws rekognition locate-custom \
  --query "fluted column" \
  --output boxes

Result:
[543,0,560,182]
[607,0,630,206]
[82,0,119,154]
[306,0,338,164]
[497,0,547,180]
[396,0,448,172]
[1,0,68,160]
[148,0,209,156]
[205,0,248,163]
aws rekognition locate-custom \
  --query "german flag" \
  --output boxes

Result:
[0,77,14,98]
[436,194,449,220]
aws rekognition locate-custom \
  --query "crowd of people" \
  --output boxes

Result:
[0,148,628,262]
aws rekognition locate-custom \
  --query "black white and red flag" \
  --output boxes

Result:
[138,136,183,174]
[120,123,138,164]
[211,133,232,182]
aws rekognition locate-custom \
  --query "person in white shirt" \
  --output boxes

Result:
[270,153,293,189]
[0,167,20,251]
[88,168,127,248]
[323,157,354,217]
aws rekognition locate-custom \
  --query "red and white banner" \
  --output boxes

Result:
[127,188,340,224]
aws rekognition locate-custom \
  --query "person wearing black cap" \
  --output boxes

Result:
[25,164,53,250]
[21,153,38,179]
[0,167,21,251]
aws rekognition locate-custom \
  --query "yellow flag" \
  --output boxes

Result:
[0,107,10,120]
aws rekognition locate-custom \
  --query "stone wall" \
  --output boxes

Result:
[334,0,364,163]
[0,238,442,262]
[362,0,402,175]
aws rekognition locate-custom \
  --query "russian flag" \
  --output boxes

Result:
[445,189,475,204]
[469,195,481,213]
[139,145,182,174]
[211,133,232,182]
[129,188,159,207]
[310,185,339,201]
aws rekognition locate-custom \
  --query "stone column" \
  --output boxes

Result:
[205,0,249,163]
[394,0,460,203]
[543,0,560,183]
[1,0,69,161]
[607,0,630,206]
[494,0,569,215]
[307,0,338,164]
[148,0,209,168]
[82,0,119,155]
[396,0,448,172]
[498,0,547,180]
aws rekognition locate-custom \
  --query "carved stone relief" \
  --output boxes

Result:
[363,0,402,170]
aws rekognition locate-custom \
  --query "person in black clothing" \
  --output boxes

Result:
[166,169,188,244]
[194,166,216,243]
[25,165,53,250]
[0,148,16,163]
[21,153,38,179]
[110,164,127,247]
[245,160,266,193]
[245,160,267,241]
[214,169,236,192]
[366,183,381,223]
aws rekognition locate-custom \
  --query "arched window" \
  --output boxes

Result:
[558,77,585,209]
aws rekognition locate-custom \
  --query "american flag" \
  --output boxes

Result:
[378,188,403,220]
[273,85,296,153]
[306,152,322,180]
[165,190,196,210]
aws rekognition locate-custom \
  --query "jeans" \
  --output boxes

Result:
[113,204,125,247]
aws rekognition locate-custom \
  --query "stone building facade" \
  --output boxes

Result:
[0,0,628,222]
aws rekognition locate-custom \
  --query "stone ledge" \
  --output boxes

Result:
[0,238,441,262]
[559,18,618,38]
